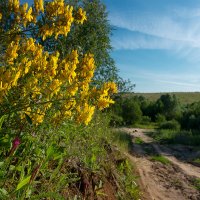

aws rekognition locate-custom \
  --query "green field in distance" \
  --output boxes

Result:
[130,92,200,105]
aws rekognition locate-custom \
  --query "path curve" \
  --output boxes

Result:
[121,128,200,200]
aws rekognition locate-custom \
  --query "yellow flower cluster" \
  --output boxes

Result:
[41,1,74,40]
[34,0,44,13]
[8,0,34,26]
[97,82,118,110]
[0,0,117,126]
[6,0,87,38]
[76,104,95,125]
[75,8,87,24]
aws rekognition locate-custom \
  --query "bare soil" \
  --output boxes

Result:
[121,128,200,200]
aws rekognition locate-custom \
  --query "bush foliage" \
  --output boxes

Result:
[159,120,180,131]
[110,93,200,145]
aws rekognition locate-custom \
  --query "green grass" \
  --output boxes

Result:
[132,122,157,129]
[149,129,177,141]
[134,137,144,144]
[193,158,200,164]
[109,129,141,199]
[149,129,200,146]
[151,155,171,165]
[131,92,200,105]
[111,129,133,152]
[0,113,141,200]
[193,178,200,191]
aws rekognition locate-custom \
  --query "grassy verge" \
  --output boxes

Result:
[149,129,200,146]
[134,137,144,144]
[193,178,200,191]
[0,112,141,199]
[109,129,141,199]
[131,122,157,129]
[110,129,133,152]
[193,158,200,164]
[151,155,171,165]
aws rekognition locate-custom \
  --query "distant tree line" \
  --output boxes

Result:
[109,93,200,132]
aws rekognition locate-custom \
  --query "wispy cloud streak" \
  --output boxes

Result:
[109,5,200,61]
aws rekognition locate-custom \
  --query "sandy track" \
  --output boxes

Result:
[121,128,200,200]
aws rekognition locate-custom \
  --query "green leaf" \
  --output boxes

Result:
[16,175,31,191]
[0,162,4,168]
[25,113,32,125]
[9,165,15,171]
[16,165,22,172]
[0,115,6,130]
[0,188,8,198]
[25,188,32,198]
[53,154,62,160]
[19,163,25,181]
[46,145,54,158]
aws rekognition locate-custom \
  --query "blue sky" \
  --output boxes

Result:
[102,0,200,92]
[23,0,200,92]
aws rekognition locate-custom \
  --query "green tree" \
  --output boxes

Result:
[34,0,134,92]
[122,98,142,125]
[155,94,181,120]
[181,102,200,130]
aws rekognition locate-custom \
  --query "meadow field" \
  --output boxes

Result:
[131,92,200,105]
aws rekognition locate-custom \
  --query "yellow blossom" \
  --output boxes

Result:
[9,0,20,12]
[34,0,44,13]
[12,70,21,87]
[4,41,19,64]
[97,97,114,110]
[103,82,118,94]
[0,0,117,128]
[75,8,87,24]
[76,103,95,125]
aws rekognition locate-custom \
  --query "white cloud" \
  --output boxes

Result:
[157,80,200,88]
[112,31,182,50]
[109,11,198,41]
[109,6,200,62]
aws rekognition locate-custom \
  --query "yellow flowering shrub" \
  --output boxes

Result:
[0,0,117,127]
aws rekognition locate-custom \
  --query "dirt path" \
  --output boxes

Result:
[121,128,200,200]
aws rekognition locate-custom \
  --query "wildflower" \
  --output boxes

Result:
[75,8,87,24]
[12,137,20,149]
[9,0,20,12]
[76,103,95,125]
[34,0,44,13]
[8,137,21,156]
[97,97,114,110]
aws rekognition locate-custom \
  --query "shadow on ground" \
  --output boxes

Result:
[127,129,200,167]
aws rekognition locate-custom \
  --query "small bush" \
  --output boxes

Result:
[155,114,166,124]
[151,129,200,146]
[159,120,180,131]
[109,113,124,126]
[141,116,151,125]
